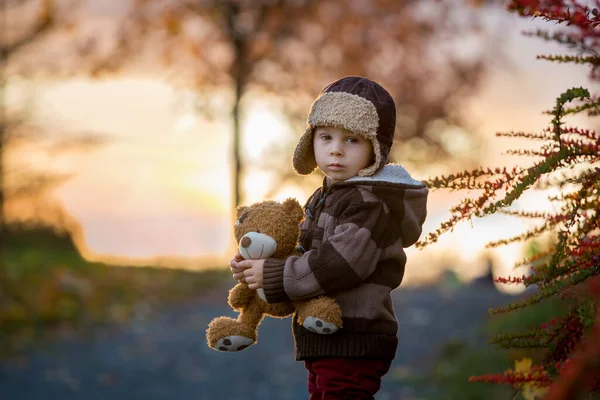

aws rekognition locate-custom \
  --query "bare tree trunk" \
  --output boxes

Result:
[224,2,248,208]
[1,84,5,238]
[0,0,55,314]
[1,0,12,308]
[232,71,243,208]
[0,90,35,315]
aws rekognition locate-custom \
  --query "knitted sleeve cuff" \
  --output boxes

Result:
[263,258,290,303]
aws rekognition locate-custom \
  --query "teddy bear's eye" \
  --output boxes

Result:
[236,213,248,226]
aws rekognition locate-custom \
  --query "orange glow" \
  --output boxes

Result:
[6,25,594,282]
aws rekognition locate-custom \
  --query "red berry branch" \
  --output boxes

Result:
[419,1,600,398]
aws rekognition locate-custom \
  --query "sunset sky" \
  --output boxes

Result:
[6,7,598,285]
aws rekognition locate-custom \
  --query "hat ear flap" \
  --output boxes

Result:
[357,135,387,177]
[283,198,304,223]
[293,127,317,175]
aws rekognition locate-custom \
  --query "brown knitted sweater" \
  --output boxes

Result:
[262,164,429,360]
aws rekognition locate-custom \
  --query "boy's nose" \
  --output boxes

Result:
[330,145,343,156]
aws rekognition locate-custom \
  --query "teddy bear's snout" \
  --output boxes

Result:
[241,236,252,248]
[238,232,278,260]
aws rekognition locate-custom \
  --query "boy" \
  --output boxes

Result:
[231,76,428,399]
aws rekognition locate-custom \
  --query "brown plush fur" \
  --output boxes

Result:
[206,198,343,352]
[295,296,343,328]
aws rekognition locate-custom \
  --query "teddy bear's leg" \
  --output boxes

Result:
[228,282,257,310]
[231,282,294,318]
[206,316,256,352]
[206,295,266,352]
[293,296,343,335]
[262,301,295,318]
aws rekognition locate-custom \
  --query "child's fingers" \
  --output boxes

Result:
[232,271,245,281]
[229,253,246,268]
[231,265,247,274]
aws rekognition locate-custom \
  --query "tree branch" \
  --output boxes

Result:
[1,0,54,57]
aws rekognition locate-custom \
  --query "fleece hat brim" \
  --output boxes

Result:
[293,76,396,177]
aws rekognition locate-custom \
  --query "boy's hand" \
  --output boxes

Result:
[229,252,247,282]
[238,259,265,290]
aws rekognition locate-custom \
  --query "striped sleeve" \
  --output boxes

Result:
[263,200,386,302]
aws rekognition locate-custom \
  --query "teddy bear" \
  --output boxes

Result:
[206,198,343,352]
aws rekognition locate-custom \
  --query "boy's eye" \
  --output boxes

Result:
[346,137,359,143]
[320,134,331,140]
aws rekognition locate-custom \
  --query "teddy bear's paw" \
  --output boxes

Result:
[214,336,255,352]
[303,316,338,335]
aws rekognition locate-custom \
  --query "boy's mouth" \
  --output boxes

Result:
[328,163,345,170]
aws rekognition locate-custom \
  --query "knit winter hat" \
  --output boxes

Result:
[293,76,396,177]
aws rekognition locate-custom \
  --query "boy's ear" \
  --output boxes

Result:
[236,206,248,219]
[283,198,304,222]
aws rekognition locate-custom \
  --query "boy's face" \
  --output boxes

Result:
[312,126,373,183]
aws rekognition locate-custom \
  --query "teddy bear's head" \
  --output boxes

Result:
[234,198,304,260]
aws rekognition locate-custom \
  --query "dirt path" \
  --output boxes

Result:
[0,282,515,400]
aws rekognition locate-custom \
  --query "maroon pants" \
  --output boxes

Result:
[304,357,392,399]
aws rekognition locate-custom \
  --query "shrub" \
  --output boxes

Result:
[418,1,600,398]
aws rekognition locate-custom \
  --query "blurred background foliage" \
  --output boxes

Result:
[1,0,503,344]
[4,0,502,205]
[1,221,229,359]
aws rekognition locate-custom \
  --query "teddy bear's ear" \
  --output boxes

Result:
[283,198,304,222]
[235,206,248,219]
